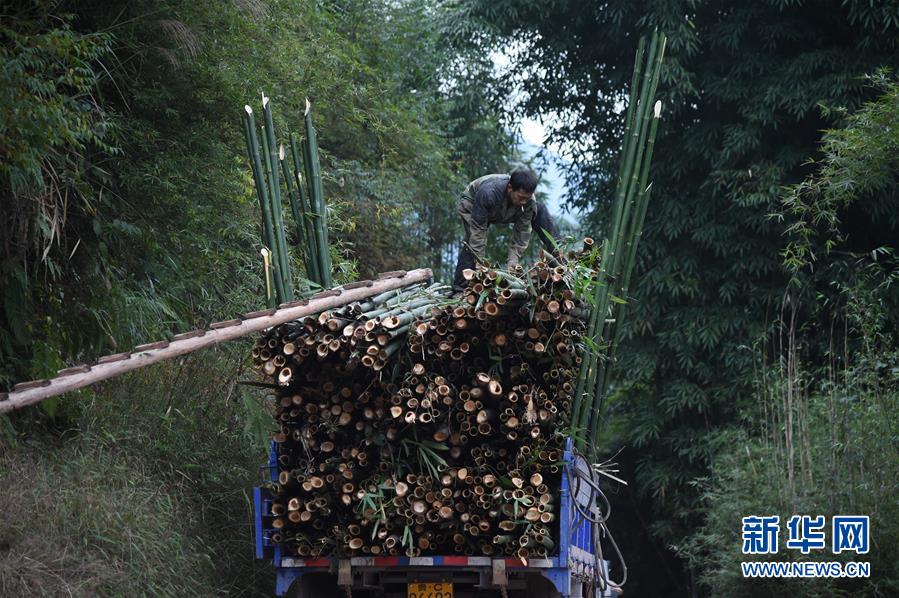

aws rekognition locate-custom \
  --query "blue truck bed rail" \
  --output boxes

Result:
[255,440,612,597]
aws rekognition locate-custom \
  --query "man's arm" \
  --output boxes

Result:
[507,201,535,268]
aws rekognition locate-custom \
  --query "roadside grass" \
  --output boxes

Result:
[0,342,275,597]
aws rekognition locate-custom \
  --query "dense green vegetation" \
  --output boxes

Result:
[678,76,898,596]
[1,344,274,595]
[2,0,897,596]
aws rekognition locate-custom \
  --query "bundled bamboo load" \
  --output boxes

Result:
[252,248,597,559]
[251,28,667,561]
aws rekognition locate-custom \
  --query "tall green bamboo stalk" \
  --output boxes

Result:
[573,41,651,440]
[280,144,313,291]
[571,30,668,455]
[304,99,333,287]
[299,109,323,283]
[611,101,663,348]
[289,133,323,285]
[243,105,287,303]
[242,95,333,298]
[572,36,650,432]
[588,100,664,455]
[585,34,666,432]
[262,94,294,302]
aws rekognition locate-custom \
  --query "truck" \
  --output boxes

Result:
[255,439,618,598]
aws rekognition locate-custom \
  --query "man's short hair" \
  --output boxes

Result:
[509,167,538,193]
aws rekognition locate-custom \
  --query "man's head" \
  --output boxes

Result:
[507,167,538,206]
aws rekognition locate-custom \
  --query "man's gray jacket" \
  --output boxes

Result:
[458,174,535,267]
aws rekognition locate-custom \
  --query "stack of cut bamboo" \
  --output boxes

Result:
[252,249,594,559]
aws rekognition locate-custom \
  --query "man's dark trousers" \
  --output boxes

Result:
[452,219,474,290]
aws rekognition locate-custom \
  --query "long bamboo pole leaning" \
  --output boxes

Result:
[244,94,338,296]
[571,30,667,453]
[572,39,648,439]
[0,269,433,414]
[586,32,667,448]
[257,105,285,294]
[579,33,663,446]
[280,144,313,290]
[571,36,649,431]
[612,101,663,341]
[584,33,667,449]
[588,101,664,455]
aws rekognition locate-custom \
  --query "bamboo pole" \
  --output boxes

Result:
[615,101,663,334]
[573,31,667,452]
[289,133,322,284]
[588,101,664,455]
[0,269,433,414]
[571,36,651,436]
[582,33,661,418]
[304,99,333,287]
[586,34,667,453]
[262,93,294,301]
[243,106,286,303]
[261,247,274,308]
[280,144,314,288]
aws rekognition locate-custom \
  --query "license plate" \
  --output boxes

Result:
[408,582,453,598]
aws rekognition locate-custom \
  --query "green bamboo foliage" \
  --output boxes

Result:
[570,31,668,456]
[241,94,334,302]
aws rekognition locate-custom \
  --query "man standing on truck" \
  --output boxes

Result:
[452,167,538,291]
